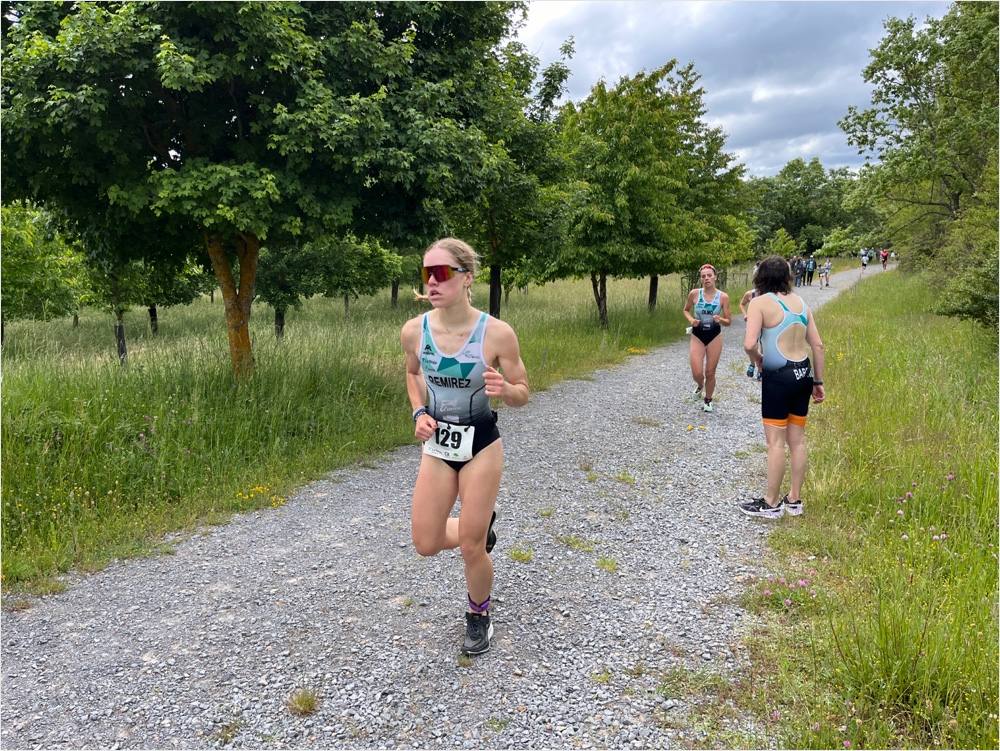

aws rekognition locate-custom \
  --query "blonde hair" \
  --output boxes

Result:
[413,237,480,305]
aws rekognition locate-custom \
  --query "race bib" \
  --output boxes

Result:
[423,421,475,462]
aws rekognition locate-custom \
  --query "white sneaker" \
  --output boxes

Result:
[693,385,702,399]
[702,401,714,413]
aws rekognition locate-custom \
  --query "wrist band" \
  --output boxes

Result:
[812,380,823,385]
[412,406,428,422]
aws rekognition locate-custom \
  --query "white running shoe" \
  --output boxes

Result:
[702,401,714,413]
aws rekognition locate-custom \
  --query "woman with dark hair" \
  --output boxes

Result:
[740,255,825,518]
[682,264,731,413]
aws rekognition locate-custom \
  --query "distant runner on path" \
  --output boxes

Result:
[400,237,530,656]
[738,287,762,380]
[683,264,732,413]
[740,256,826,519]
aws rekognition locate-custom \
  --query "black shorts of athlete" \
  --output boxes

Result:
[691,322,721,346]
[431,411,501,472]
[761,358,813,428]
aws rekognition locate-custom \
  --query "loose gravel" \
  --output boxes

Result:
[2,269,871,749]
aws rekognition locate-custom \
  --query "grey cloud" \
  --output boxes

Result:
[518,0,950,174]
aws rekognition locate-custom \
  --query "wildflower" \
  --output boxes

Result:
[798,579,809,587]
[905,491,913,499]
[811,722,821,732]
[912,481,918,488]
[783,598,792,607]
[946,472,955,481]
[901,534,909,541]
[763,589,772,597]
[897,509,904,516]
[844,741,852,749]
[932,535,940,541]
[940,533,948,540]
[771,710,781,721]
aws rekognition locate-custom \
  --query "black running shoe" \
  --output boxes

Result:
[782,495,803,516]
[485,510,497,553]
[738,498,783,519]
[462,612,494,655]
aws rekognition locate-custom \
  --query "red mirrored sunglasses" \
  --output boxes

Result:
[421,265,469,284]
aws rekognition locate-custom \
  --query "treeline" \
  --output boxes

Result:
[2,2,996,373]
[0,2,751,373]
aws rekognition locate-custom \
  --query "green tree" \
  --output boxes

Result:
[2,2,519,376]
[0,202,88,340]
[840,2,998,328]
[766,228,797,257]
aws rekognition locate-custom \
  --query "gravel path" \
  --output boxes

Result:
[2,269,875,749]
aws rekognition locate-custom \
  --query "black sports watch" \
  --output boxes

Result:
[812,380,823,385]
[412,406,429,422]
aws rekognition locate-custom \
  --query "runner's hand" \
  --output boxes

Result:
[415,414,437,441]
[812,384,825,404]
[484,366,505,398]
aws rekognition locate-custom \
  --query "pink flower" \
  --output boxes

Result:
[798,579,809,587]
[771,710,781,721]
[783,598,793,607]
[844,741,852,749]
[763,589,772,597]
[897,509,904,516]
[905,491,913,499]
[932,535,940,541]
[946,472,955,481]
[901,534,909,541]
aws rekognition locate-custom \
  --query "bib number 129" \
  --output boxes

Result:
[423,420,475,462]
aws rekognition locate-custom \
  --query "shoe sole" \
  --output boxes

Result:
[739,507,783,519]
[462,623,494,656]
[783,505,803,516]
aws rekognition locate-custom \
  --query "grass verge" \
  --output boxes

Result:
[1,274,690,587]
[743,271,998,749]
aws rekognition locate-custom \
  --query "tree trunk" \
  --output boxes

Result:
[391,279,399,308]
[73,312,79,328]
[648,275,658,311]
[489,264,502,319]
[344,295,350,317]
[275,306,285,340]
[114,309,128,365]
[590,272,608,328]
[209,289,214,303]
[148,304,158,335]
[206,233,258,379]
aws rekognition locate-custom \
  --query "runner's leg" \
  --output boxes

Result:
[703,333,723,401]
[411,454,460,556]
[457,440,502,606]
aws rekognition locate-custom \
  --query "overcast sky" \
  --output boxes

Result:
[515,1,950,176]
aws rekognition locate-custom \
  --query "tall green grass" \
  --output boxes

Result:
[2,275,692,587]
[745,272,998,749]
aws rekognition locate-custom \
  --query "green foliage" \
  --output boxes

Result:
[0,203,88,322]
[747,159,855,254]
[2,2,525,368]
[765,228,796,257]
[552,61,747,323]
[840,2,998,328]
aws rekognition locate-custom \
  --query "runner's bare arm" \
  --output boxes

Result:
[683,290,698,325]
[743,298,764,367]
[484,320,529,407]
[738,290,752,318]
[716,292,732,326]
[805,310,825,400]
[400,318,428,411]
